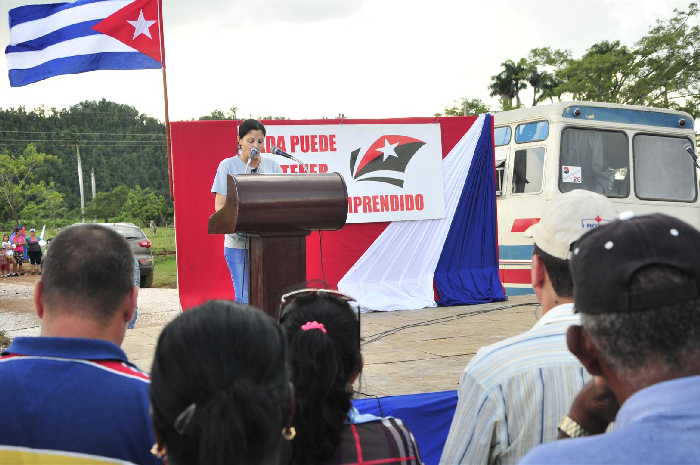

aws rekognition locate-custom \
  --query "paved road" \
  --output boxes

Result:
[0,278,539,395]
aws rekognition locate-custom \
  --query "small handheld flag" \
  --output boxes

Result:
[6,0,164,87]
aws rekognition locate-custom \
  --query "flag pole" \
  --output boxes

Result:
[157,0,174,200]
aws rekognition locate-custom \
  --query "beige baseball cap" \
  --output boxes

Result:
[524,189,618,260]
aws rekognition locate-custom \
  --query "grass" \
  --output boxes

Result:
[148,227,176,255]
[152,254,177,288]
[149,228,177,288]
[22,225,179,288]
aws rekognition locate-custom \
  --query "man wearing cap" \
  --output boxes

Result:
[519,213,700,464]
[440,190,617,465]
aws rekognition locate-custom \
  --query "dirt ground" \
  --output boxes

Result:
[0,277,539,396]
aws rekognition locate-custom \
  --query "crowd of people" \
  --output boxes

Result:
[0,224,43,278]
[1,188,700,465]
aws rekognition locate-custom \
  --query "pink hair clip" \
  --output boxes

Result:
[301,321,327,334]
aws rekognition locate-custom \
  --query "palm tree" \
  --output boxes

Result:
[489,59,528,110]
[489,72,514,110]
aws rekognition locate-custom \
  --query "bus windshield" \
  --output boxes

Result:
[559,128,629,198]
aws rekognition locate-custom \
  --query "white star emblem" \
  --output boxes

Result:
[377,137,400,162]
[127,9,156,40]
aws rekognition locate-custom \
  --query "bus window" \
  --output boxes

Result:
[515,121,549,143]
[495,126,512,146]
[512,147,545,194]
[560,128,629,198]
[496,160,505,195]
[634,135,697,202]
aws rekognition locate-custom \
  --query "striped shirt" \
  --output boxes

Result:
[0,337,159,465]
[440,303,587,465]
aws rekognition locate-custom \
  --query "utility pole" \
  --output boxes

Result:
[91,168,96,200]
[76,144,85,220]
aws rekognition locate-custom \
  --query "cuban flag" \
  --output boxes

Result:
[336,114,506,311]
[6,0,163,87]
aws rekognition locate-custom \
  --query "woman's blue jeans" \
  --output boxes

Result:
[224,247,249,304]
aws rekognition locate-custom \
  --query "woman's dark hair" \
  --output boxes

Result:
[150,301,290,465]
[280,294,362,465]
[238,119,266,138]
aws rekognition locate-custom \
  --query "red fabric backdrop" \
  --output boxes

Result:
[171,117,477,310]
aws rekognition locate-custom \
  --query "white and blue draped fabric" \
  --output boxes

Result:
[434,114,505,306]
[339,114,505,311]
[6,0,161,87]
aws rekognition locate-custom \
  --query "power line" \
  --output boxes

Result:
[0,139,164,143]
[0,141,165,146]
[0,130,163,136]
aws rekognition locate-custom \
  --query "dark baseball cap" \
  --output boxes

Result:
[570,213,700,314]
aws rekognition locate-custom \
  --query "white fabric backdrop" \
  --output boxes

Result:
[338,115,486,311]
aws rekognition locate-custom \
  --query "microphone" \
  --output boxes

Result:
[271,146,303,164]
[245,147,260,173]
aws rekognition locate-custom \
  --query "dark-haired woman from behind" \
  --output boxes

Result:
[150,300,294,465]
[280,289,424,465]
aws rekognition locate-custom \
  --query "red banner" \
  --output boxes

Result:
[171,117,476,310]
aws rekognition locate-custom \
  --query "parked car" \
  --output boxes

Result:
[69,222,154,288]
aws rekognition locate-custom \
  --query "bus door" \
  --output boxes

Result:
[496,120,549,296]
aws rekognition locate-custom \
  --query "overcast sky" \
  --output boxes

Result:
[0,0,692,121]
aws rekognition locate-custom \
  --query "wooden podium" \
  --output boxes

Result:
[208,173,347,318]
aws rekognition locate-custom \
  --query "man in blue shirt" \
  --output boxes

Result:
[0,224,159,465]
[520,213,700,465]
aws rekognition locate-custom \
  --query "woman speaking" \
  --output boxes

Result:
[211,119,282,303]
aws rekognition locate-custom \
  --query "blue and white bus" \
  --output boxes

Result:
[494,101,698,295]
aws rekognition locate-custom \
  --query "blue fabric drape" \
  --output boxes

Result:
[434,114,505,305]
[354,390,458,465]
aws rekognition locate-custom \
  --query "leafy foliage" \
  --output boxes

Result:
[0,100,170,228]
[118,185,170,225]
[84,184,170,225]
[0,145,63,225]
[487,3,700,115]
[199,106,238,120]
[440,98,490,116]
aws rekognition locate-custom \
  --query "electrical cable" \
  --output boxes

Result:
[353,301,539,397]
[0,139,163,143]
[0,130,163,136]
[361,302,538,346]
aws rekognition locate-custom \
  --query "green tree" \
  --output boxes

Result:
[550,3,700,114]
[19,185,67,224]
[118,186,168,225]
[199,106,239,120]
[0,145,61,224]
[624,2,700,114]
[85,184,130,221]
[528,47,572,68]
[441,98,490,116]
[0,99,169,220]
[489,59,528,110]
[557,40,636,102]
